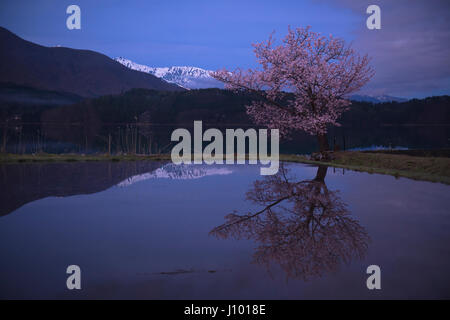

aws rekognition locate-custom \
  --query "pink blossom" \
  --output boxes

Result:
[212,26,374,138]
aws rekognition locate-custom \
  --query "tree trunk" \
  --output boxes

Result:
[314,165,328,183]
[317,133,330,152]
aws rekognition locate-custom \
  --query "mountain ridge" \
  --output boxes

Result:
[0,27,183,97]
[115,57,224,89]
[351,94,408,103]
[115,57,408,103]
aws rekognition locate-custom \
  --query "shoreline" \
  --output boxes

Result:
[1,151,449,185]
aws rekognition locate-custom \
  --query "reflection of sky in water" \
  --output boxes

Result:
[0,162,449,299]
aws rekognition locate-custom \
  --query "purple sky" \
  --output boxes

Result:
[0,0,449,98]
[325,0,450,98]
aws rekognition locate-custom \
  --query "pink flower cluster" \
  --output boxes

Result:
[212,26,374,136]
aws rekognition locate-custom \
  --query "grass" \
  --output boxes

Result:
[1,151,450,184]
[280,152,450,184]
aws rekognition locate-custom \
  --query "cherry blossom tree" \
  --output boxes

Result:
[212,26,374,152]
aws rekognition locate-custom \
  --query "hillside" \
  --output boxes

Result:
[0,82,83,106]
[37,89,450,127]
[0,27,183,97]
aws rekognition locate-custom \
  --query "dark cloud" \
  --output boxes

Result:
[326,0,450,98]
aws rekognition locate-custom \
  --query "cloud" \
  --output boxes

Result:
[325,0,450,97]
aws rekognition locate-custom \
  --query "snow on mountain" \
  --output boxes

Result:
[115,57,224,89]
[116,163,233,187]
[114,58,406,101]
[350,94,408,103]
[115,57,156,74]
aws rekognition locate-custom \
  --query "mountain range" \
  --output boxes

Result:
[0,161,165,217]
[0,27,183,97]
[115,57,224,89]
[115,57,407,103]
[350,94,408,103]
[117,163,233,187]
[0,26,408,102]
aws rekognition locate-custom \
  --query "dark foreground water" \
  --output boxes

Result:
[0,161,449,299]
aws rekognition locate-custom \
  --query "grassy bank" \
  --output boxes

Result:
[1,151,450,184]
[281,152,450,184]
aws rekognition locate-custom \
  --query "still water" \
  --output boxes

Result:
[0,161,449,299]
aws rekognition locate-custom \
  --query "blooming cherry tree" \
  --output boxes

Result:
[212,27,374,152]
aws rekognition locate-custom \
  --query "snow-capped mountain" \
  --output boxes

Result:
[114,58,406,101]
[115,57,224,89]
[350,94,408,103]
[116,163,233,187]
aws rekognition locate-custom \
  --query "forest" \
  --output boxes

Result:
[1,84,449,155]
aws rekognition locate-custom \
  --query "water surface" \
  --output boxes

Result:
[0,161,449,299]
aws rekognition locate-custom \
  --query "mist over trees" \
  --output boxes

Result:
[1,85,449,154]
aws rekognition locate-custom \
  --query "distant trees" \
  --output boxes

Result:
[3,85,448,154]
[212,26,374,153]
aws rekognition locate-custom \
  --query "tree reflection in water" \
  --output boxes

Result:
[210,164,370,280]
